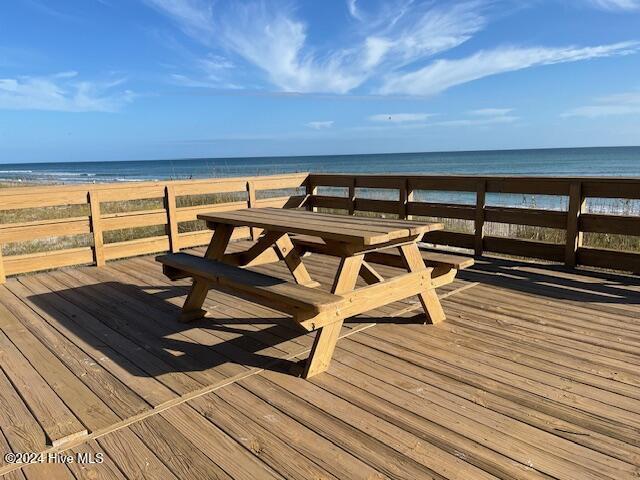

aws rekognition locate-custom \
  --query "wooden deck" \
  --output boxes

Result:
[0,240,639,480]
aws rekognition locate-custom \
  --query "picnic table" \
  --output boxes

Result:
[157,208,472,378]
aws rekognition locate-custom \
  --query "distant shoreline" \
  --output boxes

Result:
[0,180,58,188]
[3,145,640,167]
[0,146,639,185]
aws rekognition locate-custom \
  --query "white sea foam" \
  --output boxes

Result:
[38,171,96,177]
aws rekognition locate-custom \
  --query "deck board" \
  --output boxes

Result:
[0,240,638,479]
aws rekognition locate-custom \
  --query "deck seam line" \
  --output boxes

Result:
[0,323,377,477]
[0,282,476,478]
[389,282,480,317]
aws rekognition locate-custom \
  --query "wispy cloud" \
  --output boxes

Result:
[149,0,488,94]
[468,108,513,116]
[0,72,134,112]
[434,115,519,127]
[21,0,78,21]
[356,108,518,131]
[143,0,214,39]
[562,90,640,117]
[346,0,362,20]
[434,107,518,126]
[169,73,240,89]
[306,121,334,129]
[378,42,640,95]
[168,53,238,88]
[585,0,640,11]
[144,1,640,96]
[369,113,435,123]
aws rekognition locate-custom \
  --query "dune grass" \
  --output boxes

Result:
[0,186,304,256]
[1,183,638,257]
[318,191,640,253]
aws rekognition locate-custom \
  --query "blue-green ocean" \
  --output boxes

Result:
[1,147,638,185]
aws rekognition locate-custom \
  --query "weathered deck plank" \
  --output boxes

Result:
[0,241,638,479]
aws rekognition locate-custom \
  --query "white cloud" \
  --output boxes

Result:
[0,72,134,112]
[198,54,233,71]
[585,0,640,11]
[368,113,435,123]
[169,53,236,89]
[144,1,640,96]
[434,115,519,127]
[562,91,640,117]
[435,107,518,126]
[356,108,520,131]
[346,0,362,20]
[379,42,640,95]
[216,3,364,94]
[169,73,240,89]
[306,120,334,129]
[355,108,518,131]
[144,0,214,39]
[468,108,513,116]
[148,0,487,94]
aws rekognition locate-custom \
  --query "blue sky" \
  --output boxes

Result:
[1,0,640,163]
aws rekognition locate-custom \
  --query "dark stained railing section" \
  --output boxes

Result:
[306,174,640,274]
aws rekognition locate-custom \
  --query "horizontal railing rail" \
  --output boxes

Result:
[1,171,639,282]
[306,173,640,274]
[0,173,308,281]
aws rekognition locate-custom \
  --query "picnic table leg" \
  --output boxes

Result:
[274,233,320,288]
[232,231,283,266]
[179,224,234,322]
[303,254,363,378]
[359,260,384,284]
[231,231,319,286]
[398,243,446,324]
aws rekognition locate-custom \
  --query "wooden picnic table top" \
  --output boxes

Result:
[198,207,444,246]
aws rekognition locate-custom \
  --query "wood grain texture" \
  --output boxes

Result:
[179,223,234,322]
[399,243,446,324]
[303,254,363,378]
[158,252,342,314]
[0,248,5,284]
[0,243,638,479]
[200,208,442,246]
[1,173,638,277]
[246,180,259,240]
[0,173,307,278]
[474,179,486,257]
[89,190,105,267]
[565,181,585,267]
[165,186,180,253]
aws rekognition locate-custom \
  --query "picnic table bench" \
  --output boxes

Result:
[157,207,473,378]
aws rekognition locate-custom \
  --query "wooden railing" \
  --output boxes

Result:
[0,173,307,282]
[1,172,639,282]
[306,174,640,274]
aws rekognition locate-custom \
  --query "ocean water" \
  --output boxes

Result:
[1,146,639,185]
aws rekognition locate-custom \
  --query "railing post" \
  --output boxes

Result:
[399,178,410,220]
[0,247,5,284]
[246,180,258,239]
[88,190,105,267]
[474,180,486,256]
[165,185,180,253]
[565,181,584,268]
[305,178,317,212]
[348,178,356,216]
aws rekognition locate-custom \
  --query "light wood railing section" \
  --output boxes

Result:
[1,172,638,281]
[0,173,307,281]
[307,174,640,274]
